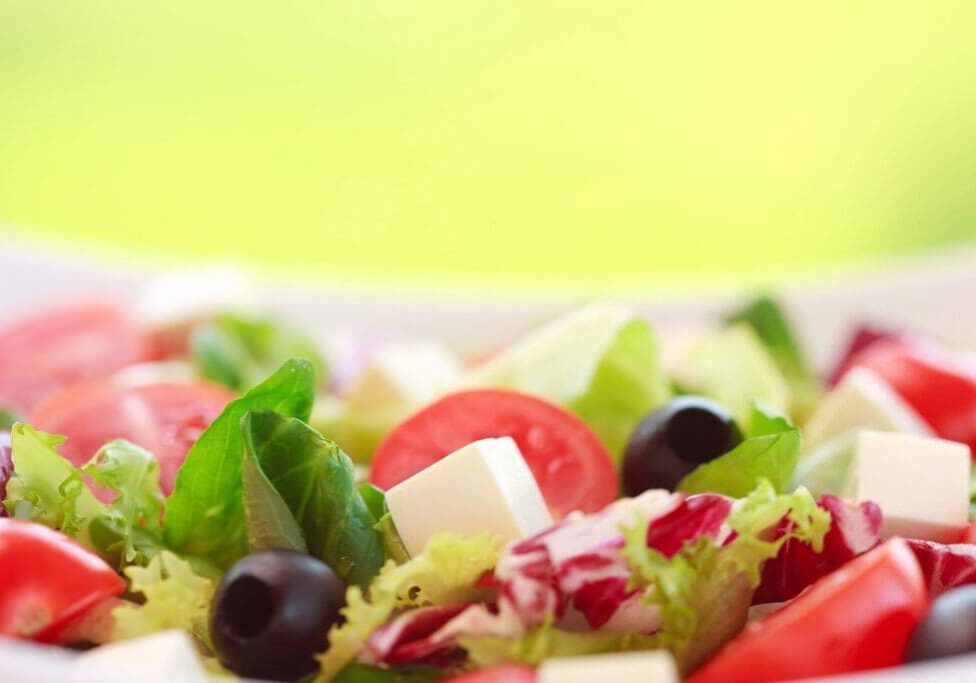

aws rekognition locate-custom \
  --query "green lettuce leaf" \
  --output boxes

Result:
[469,305,670,460]
[726,296,823,423]
[459,618,656,668]
[163,358,316,570]
[241,443,308,554]
[112,550,214,649]
[5,423,105,548]
[673,324,790,426]
[317,533,502,682]
[677,405,800,497]
[241,410,384,587]
[191,313,328,392]
[622,481,830,673]
[5,425,168,567]
[82,440,166,565]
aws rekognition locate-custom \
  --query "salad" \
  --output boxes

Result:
[1,274,976,683]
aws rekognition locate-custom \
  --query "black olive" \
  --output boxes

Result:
[906,585,976,663]
[210,550,346,681]
[622,396,742,495]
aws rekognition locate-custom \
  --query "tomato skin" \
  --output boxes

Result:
[0,519,125,642]
[845,341,976,454]
[30,380,235,496]
[689,539,927,683]
[440,664,536,683]
[369,390,617,519]
[962,522,976,545]
[0,303,154,414]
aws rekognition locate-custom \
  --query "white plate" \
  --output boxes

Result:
[2,238,976,682]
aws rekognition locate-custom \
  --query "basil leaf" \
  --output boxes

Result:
[357,482,409,563]
[375,513,410,564]
[240,410,384,587]
[242,446,308,553]
[163,358,316,569]
[358,482,387,521]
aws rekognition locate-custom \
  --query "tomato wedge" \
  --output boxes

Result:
[30,380,235,496]
[0,303,154,414]
[440,664,536,683]
[689,539,927,683]
[0,519,125,642]
[369,390,616,519]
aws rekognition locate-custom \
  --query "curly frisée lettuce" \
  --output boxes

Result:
[622,481,830,673]
[317,533,503,682]
[4,424,104,547]
[112,550,214,648]
[4,424,166,566]
[82,439,166,564]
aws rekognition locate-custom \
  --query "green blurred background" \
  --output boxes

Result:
[2,2,975,285]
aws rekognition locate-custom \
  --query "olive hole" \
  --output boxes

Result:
[222,575,275,639]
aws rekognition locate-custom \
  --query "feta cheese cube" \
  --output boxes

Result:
[344,342,462,411]
[803,368,932,453]
[538,651,679,683]
[854,430,970,543]
[74,630,209,683]
[385,437,553,556]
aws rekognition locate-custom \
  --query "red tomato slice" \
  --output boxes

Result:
[847,341,976,454]
[0,519,125,642]
[689,539,927,683]
[440,664,536,683]
[369,390,617,519]
[30,380,235,496]
[0,303,155,414]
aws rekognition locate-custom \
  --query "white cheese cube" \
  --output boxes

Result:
[803,368,932,453]
[344,342,462,411]
[855,430,970,543]
[538,650,679,683]
[74,630,209,683]
[385,437,553,556]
